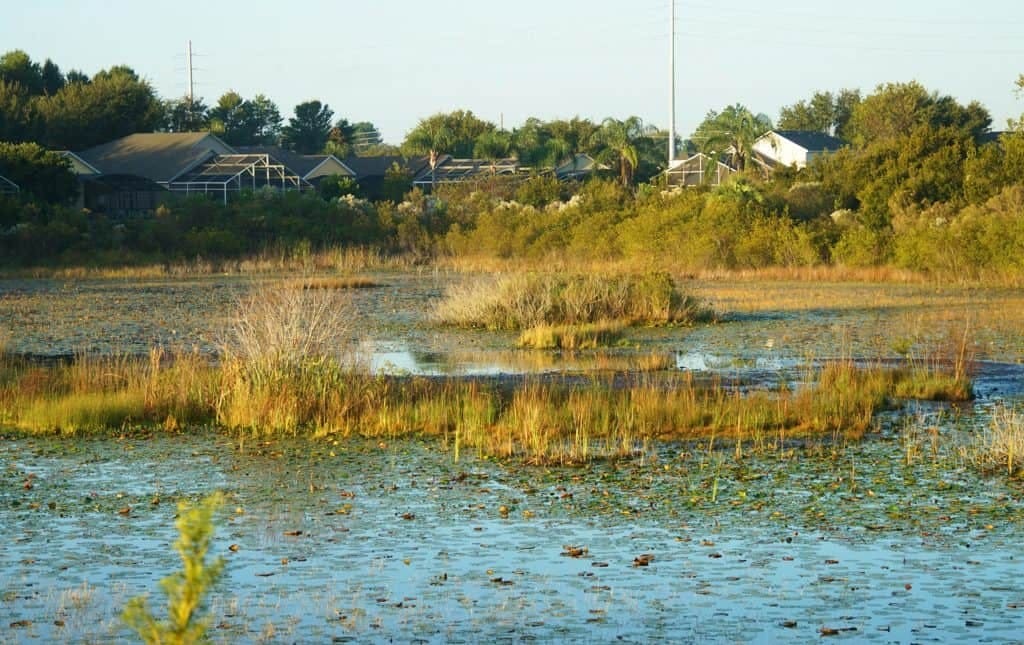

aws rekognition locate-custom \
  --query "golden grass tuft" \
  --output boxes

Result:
[6,349,217,434]
[287,276,381,290]
[516,322,625,349]
[434,271,714,330]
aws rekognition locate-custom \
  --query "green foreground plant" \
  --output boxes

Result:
[122,493,225,644]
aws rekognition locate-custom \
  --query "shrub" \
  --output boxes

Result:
[434,272,713,330]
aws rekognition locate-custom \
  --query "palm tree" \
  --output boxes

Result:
[402,115,455,190]
[692,104,772,172]
[473,130,513,173]
[595,116,645,186]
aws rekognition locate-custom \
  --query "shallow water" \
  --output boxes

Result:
[2,272,1024,641]
[3,416,1024,643]
[2,272,1022,368]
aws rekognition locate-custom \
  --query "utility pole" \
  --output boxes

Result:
[668,0,676,166]
[186,40,195,105]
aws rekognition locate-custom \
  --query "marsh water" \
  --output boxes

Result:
[2,272,1023,643]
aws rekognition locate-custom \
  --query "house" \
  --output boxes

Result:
[411,155,519,189]
[979,131,1008,146]
[666,153,736,187]
[751,130,845,171]
[554,153,607,181]
[75,132,235,184]
[0,174,18,195]
[64,133,308,213]
[339,155,431,200]
[235,146,356,186]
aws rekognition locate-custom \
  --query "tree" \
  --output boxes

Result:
[324,117,357,157]
[402,114,455,189]
[473,130,512,171]
[40,59,64,96]
[64,69,90,85]
[208,91,259,145]
[162,95,210,132]
[402,110,495,160]
[0,50,43,95]
[692,104,772,172]
[248,94,282,145]
[351,121,383,153]
[0,142,78,202]
[594,116,645,186]
[281,100,333,153]
[778,89,860,139]
[38,65,163,149]
[846,82,990,148]
[0,79,38,142]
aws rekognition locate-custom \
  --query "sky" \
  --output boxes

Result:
[3,0,1023,145]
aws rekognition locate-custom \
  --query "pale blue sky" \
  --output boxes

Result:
[4,0,1022,143]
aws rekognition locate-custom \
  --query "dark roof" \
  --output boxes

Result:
[235,146,353,178]
[77,132,232,183]
[412,157,519,184]
[979,131,1008,145]
[771,130,845,152]
[169,154,308,190]
[0,174,18,193]
[341,155,430,180]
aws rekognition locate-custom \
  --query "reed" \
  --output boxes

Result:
[434,271,714,330]
[8,349,218,434]
[516,322,625,349]
[287,276,381,290]
[965,406,1024,477]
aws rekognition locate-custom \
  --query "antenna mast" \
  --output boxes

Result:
[668,1,676,165]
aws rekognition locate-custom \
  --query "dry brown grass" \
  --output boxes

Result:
[12,247,416,280]
[966,406,1024,476]
[286,276,381,290]
[217,282,355,381]
[516,322,625,349]
[434,272,713,330]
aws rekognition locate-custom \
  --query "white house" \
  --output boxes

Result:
[752,130,845,170]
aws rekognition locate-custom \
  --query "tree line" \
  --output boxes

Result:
[0,47,1022,279]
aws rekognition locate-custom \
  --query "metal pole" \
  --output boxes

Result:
[668,0,676,166]
[186,40,194,106]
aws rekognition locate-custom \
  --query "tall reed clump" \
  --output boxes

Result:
[9,349,217,434]
[216,282,358,434]
[122,493,225,644]
[965,406,1024,477]
[434,271,714,330]
[892,323,975,402]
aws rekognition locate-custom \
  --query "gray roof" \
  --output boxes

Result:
[235,146,353,178]
[77,133,233,183]
[979,131,1007,145]
[772,130,845,152]
[169,154,309,190]
[412,157,519,185]
[341,155,430,181]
